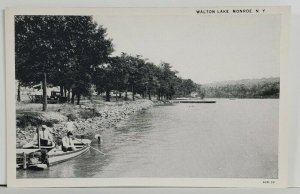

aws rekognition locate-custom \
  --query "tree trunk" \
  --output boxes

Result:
[60,85,64,96]
[42,72,47,111]
[125,90,128,101]
[71,90,75,104]
[116,83,119,101]
[105,89,110,102]
[17,82,21,102]
[148,91,151,100]
[67,89,70,102]
[132,85,135,101]
[77,93,81,105]
[145,86,148,99]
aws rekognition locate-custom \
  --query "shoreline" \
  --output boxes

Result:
[16,98,277,147]
[16,99,156,148]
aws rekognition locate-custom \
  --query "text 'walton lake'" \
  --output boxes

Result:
[196,9,266,14]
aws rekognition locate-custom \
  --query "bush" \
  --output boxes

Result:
[16,111,65,128]
[78,109,101,120]
[66,113,77,121]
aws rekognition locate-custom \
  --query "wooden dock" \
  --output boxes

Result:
[171,100,216,103]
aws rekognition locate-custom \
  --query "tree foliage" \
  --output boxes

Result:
[15,16,113,109]
[203,79,279,98]
[16,15,204,108]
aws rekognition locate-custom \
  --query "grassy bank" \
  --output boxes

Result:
[16,99,154,148]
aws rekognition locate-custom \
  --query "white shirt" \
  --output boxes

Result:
[65,121,75,132]
[33,129,53,142]
[62,136,76,150]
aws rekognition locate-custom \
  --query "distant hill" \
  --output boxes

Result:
[202,77,280,99]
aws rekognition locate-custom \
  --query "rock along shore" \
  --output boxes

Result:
[16,99,154,148]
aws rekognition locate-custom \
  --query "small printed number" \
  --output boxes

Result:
[262,180,275,184]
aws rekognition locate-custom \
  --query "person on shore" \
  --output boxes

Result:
[95,134,103,145]
[62,131,76,152]
[33,125,53,146]
[65,118,76,132]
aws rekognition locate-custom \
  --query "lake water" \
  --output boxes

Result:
[17,99,278,179]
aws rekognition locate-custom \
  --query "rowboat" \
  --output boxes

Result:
[47,139,91,166]
[16,138,91,170]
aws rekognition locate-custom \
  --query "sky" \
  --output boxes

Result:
[93,14,281,84]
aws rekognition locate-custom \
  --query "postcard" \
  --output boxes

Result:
[5,7,290,187]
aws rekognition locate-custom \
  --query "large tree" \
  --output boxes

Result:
[93,63,116,102]
[15,16,113,109]
[16,16,66,110]
[155,63,178,100]
[63,16,113,105]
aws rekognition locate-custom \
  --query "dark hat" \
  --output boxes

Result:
[67,131,73,136]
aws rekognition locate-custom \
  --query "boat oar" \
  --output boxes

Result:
[88,145,106,155]
[76,139,106,155]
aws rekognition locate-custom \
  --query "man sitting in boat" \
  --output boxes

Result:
[33,125,53,146]
[62,131,77,152]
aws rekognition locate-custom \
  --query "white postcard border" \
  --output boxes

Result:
[5,7,290,188]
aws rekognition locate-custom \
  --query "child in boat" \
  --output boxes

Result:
[33,125,54,146]
[62,131,77,152]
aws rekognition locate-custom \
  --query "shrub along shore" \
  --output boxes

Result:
[16,99,156,148]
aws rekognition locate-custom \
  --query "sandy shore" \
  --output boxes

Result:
[16,99,154,148]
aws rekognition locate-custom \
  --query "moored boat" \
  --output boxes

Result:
[16,138,91,170]
[47,139,91,166]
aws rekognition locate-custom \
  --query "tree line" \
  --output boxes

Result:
[203,80,279,98]
[15,16,200,111]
